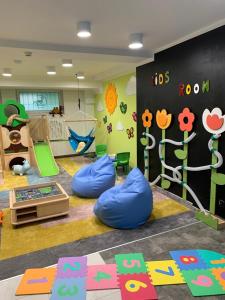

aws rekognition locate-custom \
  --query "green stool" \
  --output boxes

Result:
[114,152,130,175]
[96,144,107,158]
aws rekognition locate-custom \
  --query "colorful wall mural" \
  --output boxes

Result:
[137,25,225,223]
[95,73,137,167]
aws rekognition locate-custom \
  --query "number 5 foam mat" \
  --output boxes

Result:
[15,249,225,299]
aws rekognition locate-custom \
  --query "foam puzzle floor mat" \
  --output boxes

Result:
[15,249,225,299]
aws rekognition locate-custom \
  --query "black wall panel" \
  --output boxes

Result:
[137,25,225,218]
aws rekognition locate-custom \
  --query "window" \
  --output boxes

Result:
[19,91,60,111]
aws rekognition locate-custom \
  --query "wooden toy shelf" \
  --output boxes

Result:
[9,182,69,226]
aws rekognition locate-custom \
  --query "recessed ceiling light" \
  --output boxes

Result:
[77,21,91,38]
[128,33,143,49]
[24,51,32,57]
[76,72,85,79]
[14,59,22,64]
[47,66,56,75]
[2,68,12,77]
[62,59,73,67]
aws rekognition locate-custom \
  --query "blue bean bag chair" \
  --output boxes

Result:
[71,155,116,198]
[94,168,153,229]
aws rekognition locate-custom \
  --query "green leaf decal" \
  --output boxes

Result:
[212,173,225,185]
[174,149,187,160]
[161,179,171,189]
[140,137,148,146]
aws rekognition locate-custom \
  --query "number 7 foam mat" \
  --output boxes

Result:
[146,260,185,285]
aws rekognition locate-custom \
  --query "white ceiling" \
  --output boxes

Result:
[0,0,225,89]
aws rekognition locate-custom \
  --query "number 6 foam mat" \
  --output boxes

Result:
[15,249,225,299]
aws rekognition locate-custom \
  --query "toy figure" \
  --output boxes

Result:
[12,159,30,176]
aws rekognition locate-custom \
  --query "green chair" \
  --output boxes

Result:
[96,144,107,158]
[115,152,130,175]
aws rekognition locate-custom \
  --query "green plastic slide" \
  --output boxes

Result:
[34,142,59,177]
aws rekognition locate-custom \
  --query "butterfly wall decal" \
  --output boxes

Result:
[120,102,127,114]
[132,112,137,122]
[107,123,112,134]
[126,127,134,139]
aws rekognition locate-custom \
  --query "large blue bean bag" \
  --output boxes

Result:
[94,168,153,229]
[71,155,116,198]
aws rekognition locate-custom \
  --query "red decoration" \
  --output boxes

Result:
[206,114,224,130]
[178,108,195,132]
[179,84,185,96]
[180,256,198,264]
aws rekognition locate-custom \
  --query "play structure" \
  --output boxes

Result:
[72,155,116,198]
[32,112,96,156]
[15,249,225,298]
[0,100,59,177]
[10,182,69,225]
[0,100,96,180]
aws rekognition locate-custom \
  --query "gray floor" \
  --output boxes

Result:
[1,221,225,299]
[100,221,225,300]
[0,211,196,280]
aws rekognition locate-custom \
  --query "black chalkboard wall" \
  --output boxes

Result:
[137,25,225,219]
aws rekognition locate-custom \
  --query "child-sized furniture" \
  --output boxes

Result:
[9,182,69,226]
[94,168,153,229]
[114,152,130,174]
[71,155,115,198]
[96,144,107,158]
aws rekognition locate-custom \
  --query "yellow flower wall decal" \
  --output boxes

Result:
[156,109,172,129]
[105,83,118,115]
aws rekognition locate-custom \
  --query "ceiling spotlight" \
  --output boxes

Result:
[129,33,143,49]
[77,21,91,38]
[2,68,12,77]
[76,72,85,79]
[47,66,56,75]
[14,59,22,64]
[62,59,73,67]
[24,51,32,57]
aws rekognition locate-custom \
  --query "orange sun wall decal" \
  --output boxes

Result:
[105,83,118,115]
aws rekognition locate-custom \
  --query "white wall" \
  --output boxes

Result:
[0,89,17,103]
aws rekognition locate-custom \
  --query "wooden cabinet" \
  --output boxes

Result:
[10,182,69,226]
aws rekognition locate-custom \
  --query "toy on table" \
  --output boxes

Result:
[12,159,30,176]
[0,210,3,224]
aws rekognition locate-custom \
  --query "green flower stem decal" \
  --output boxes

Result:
[161,129,166,187]
[182,131,188,200]
[144,127,149,180]
[209,136,218,215]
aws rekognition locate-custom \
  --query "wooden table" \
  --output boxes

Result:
[9,182,69,226]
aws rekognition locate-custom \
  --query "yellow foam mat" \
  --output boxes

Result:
[56,157,86,176]
[0,171,28,192]
[150,198,189,220]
